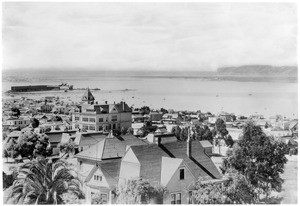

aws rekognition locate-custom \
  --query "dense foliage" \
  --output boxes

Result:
[212,118,229,137]
[220,121,288,198]
[4,131,52,160]
[11,107,21,117]
[212,118,234,147]
[30,118,40,128]
[8,160,84,204]
[140,106,150,115]
[116,178,165,204]
[191,171,259,204]
[193,125,213,143]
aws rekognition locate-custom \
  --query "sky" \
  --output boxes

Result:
[2,2,297,71]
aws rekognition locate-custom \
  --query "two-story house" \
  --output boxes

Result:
[119,138,223,204]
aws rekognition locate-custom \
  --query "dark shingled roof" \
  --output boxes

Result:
[163,141,222,179]
[130,141,222,183]
[76,134,148,160]
[130,144,169,183]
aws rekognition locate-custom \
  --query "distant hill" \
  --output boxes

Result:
[217,65,297,77]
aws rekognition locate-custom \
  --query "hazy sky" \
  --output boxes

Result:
[2,2,297,71]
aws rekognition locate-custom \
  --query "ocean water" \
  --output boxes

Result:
[2,70,298,118]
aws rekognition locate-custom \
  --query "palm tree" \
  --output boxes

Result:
[8,159,84,204]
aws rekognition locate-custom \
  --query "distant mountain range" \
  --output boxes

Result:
[217,65,297,77]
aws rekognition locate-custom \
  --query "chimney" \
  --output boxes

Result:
[157,136,162,145]
[105,101,108,104]
[122,101,125,111]
[187,126,192,157]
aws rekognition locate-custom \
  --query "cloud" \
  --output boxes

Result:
[2,2,297,71]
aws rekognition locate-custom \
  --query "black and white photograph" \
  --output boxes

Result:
[1,1,298,204]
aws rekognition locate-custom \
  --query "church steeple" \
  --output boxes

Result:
[82,88,95,104]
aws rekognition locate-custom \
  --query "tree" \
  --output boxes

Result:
[59,141,75,157]
[194,125,213,143]
[190,170,258,204]
[120,127,127,135]
[224,134,234,148]
[116,178,165,204]
[52,115,63,122]
[11,107,20,117]
[160,108,168,114]
[30,118,40,128]
[140,106,150,115]
[8,159,85,204]
[220,121,288,199]
[11,131,52,159]
[179,127,188,141]
[172,126,181,140]
[212,118,228,137]
[127,127,134,135]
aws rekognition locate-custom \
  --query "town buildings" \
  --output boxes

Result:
[71,88,132,132]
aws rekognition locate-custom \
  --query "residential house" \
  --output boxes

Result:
[119,139,223,204]
[5,116,31,129]
[149,111,163,122]
[162,113,182,125]
[289,120,298,138]
[208,116,217,125]
[75,134,148,203]
[45,130,77,148]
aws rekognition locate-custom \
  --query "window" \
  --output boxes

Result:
[179,168,185,180]
[171,194,176,204]
[99,118,103,122]
[111,115,117,122]
[83,125,89,131]
[75,116,79,121]
[171,193,181,204]
[176,193,181,204]
[89,118,95,122]
[93,175,102,181]
[82,117,88,122]
[89,125,95,130]
[101,194,108,204]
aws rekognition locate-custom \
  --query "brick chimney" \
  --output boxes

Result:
[122,101,125,111]
[187,126,192,157]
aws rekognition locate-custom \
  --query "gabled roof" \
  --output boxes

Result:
[289,121,298,130]
[85,159,121,189]
[82,88,95,102]
[161,157,183,186]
